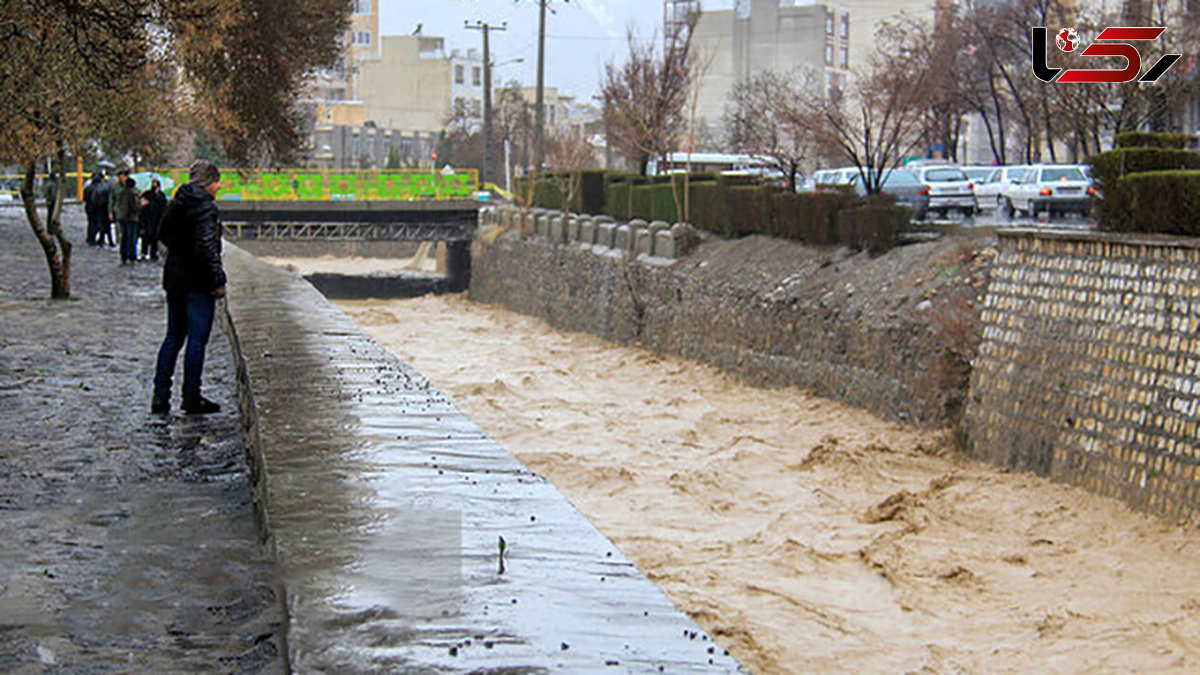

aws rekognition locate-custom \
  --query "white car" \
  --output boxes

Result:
[964,165,1032,210]
[911,165,978,219]
[807,167,858,191]
[1003,164,1094,219]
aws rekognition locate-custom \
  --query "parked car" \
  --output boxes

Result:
[1003,164,1094,219]
[807,167,858,191]
[963,165,1031,210]
[910,165,978,219]
[850,168,925,208]
[963,166,1001,207]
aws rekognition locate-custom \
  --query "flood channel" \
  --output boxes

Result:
[265,256,1200,674]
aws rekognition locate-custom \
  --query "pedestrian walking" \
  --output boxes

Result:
[138,179,167,261]
[109,169,141,265]
[83,173,104,245]
[151,159,226,415]
[43,171,58,228]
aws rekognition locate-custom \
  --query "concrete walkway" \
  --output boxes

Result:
[0,206,284,671]
[224,244,743,672]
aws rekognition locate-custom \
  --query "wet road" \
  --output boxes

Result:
[0,206,283,671]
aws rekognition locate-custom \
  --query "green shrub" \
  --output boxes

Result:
[845,195,905,253]
[1117,171,1200,235]
[773,192,852,245]
[1089,149,1200,230]
[687,182,731,236]
[717,173,760,188]
[630,185,654,221]
[728,186,774,237]
[533,178,565,210]
[607,181,632,220]
[1113,132,1194,150]
[578,170,607,215]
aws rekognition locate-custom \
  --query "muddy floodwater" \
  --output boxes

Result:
[310,287,1200,673]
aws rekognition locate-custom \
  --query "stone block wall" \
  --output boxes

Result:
[966,229,1200,523]
[480,205,683,260]
[471,216,955,426]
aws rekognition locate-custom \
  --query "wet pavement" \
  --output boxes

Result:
[0,206,284,671]
[223,246,743,672]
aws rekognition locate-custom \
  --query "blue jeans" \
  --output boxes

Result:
[153,291,216,403]
[120,220,139,262]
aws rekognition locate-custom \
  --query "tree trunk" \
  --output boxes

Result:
[21,160,70,299]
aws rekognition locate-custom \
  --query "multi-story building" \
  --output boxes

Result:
[450,48,485,123]
[689,0,852,136]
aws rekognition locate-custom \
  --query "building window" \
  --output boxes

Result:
[354,0,371,14]
[840,46,849,68]
[353,31,371,46]
[826,13,834,35]
[840,14,849,39]
[825,44,834,66]
[472,67,481,86]
[455,65,464,84]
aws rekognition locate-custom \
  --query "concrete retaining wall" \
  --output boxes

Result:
[470,227,951,426]
[966,230,1200,523]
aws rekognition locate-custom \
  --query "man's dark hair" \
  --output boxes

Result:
[117,168,130,177]
[188,160,221,187]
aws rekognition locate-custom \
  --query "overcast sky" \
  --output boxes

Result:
[379,0,736,100]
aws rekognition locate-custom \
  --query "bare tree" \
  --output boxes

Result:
[494,80,535,181]
[544,127,599,216]
[724,71,821,190]
[602,19,697,175]
[790,28,931,195]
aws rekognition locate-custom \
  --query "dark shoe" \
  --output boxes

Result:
[151,396,169,414]
[182,396,220,415]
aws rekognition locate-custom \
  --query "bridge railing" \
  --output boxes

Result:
[153,168,479,202]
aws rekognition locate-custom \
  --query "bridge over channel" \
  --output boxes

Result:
[219,200,480,292]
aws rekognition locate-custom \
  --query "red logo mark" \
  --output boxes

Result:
[1032,26,1183,84]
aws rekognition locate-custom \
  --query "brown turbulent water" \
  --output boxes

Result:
[269,272,1200,674]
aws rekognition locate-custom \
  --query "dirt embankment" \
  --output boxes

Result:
[333,292,1200,674]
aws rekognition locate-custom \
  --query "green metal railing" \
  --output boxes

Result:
[156,168,479,202]
[1,168,480,203]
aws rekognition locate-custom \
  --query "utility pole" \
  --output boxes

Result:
[466,20,506,188]
[534,0,547,175]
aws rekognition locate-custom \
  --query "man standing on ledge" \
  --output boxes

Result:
[151,160,226,415]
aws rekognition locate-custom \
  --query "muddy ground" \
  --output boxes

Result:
[0,206,283,672]
[331,290,1200,674]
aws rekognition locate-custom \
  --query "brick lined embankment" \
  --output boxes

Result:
[967,229,1200,524]
[0,205,283,671]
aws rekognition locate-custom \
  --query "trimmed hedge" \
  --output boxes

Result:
[1117,171,1200,235]
[773,192,853,245]
[578,170,608,215]
[1114,132,1194,150]
[512,168,906,251]
[1089,148,1200,230]
[728,186,774,237]
[687,182,730,236]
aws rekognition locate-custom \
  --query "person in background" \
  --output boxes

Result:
[83,173,105,246]
[109,169,141,265]
[138,178,167,261]
[43,171,58,228]
[97,173,116,247]
[151,160,226,415]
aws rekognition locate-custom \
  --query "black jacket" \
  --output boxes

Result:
[139,188,167,233]
[160,183,226,294]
